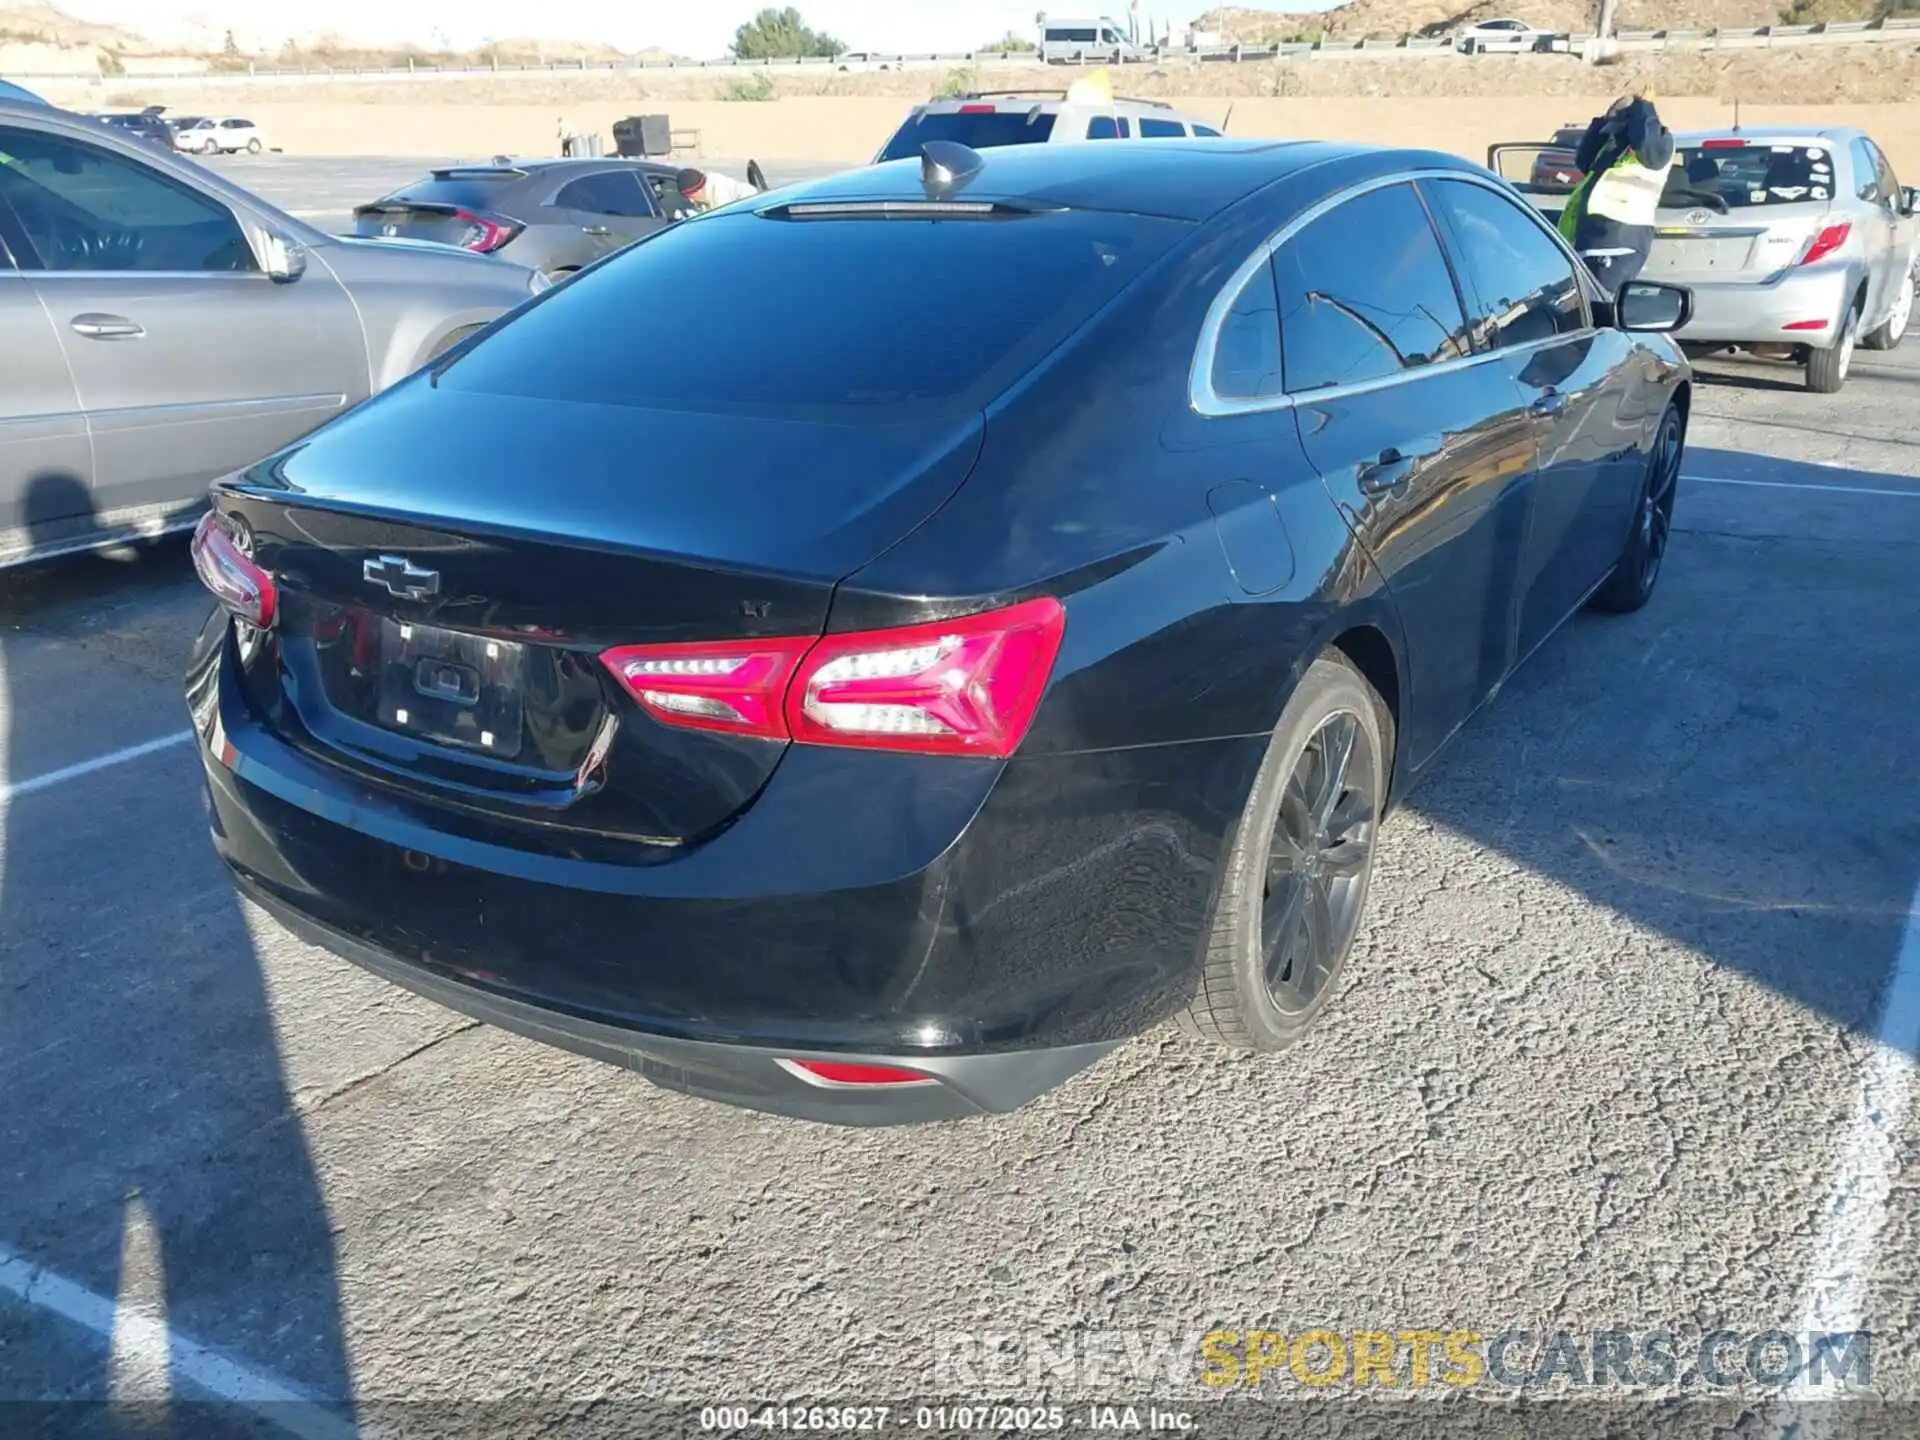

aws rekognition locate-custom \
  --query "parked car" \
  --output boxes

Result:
[0,99,548,569]
[353,158,693,277]
[874,91,1221,163]
[1456,18,1560,52]
[1493,125,1920,391]
[91,109,178,151]
[187,138,1694,1125]
[0,77,47,105]
[173,116,265,155]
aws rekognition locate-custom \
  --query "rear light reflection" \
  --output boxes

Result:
[1798,223,1851,267]
[190,510,276,629]
[598,596,1066,759]
[778,1059,939,1088]
[1782,319,1830,331]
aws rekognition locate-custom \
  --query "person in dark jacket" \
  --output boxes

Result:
[1558,92,1676,296]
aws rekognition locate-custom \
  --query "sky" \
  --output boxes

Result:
[53,0,1340,58]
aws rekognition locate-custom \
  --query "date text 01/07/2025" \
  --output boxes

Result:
[697,1404,1200,1432]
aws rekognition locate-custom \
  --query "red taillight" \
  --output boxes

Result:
[454,209,517,253]
[1700,138,1746,149]
[778,1059,938,1088]
[788,597,1065,758]
[190,510,275,629]
[598,596,1067,759]
[1799,223,1851,267]
[599,635,815,739]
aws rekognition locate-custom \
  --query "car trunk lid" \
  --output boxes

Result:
[218,383,984,847]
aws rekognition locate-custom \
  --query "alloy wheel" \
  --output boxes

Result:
[1639,415,1681,593]
[1892,274,1914,344]
[1261,709,1377,1015]
[1838,309,1858,380]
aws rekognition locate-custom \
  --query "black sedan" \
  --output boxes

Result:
[187,139,1692,1126]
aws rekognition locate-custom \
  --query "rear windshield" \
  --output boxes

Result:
[1662,144,1835,210]
[877,111,1059,162]
[440,206,1187,418]
[377,174,520,209]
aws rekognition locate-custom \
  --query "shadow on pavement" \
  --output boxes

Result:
[0,476,358,1434]
[1399,445,1920,1054]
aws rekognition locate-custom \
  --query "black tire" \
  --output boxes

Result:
[1180,652,1391,1051]
[1862,268,1914,352]
[1805,295,1861,393]
[1591,403,1682,614]
[246,137,262,154]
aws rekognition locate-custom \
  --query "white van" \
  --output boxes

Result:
[1038,17,1153,64]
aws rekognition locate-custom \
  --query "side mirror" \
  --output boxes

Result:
[1903,186,1920,217]
[1614,280,1692,334]
[259,233,307,282]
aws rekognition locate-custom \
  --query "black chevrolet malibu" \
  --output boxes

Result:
[187,139,1692,1125]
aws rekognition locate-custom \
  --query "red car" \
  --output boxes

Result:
[1528,124,1592,191]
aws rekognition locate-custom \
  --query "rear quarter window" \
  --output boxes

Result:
[439,207,1190,418]
[877,111,1058,162]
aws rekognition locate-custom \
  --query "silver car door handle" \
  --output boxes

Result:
[581,226,612,236]
[70,313,145,340]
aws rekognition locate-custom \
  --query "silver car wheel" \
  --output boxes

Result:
[1839,310,1857,379]
[1892,274,1914,344]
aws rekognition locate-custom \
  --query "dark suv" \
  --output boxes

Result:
[92,110,178,151]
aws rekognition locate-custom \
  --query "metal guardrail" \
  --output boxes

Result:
[27,17,1920,83]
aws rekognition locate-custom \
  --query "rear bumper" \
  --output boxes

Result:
[191,617,1255,1121]
[1669,265,1854,346]
[239,877,1118,1125]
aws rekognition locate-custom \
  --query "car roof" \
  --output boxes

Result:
[913,93,1203,121]
[771,138,1481,224]
[1673,125,1860,146]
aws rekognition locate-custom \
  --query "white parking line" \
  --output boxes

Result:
[1688,475,1920,500]
[0,730,194,806]
[1790,877,1920,1394]
[0,1241,357,1440]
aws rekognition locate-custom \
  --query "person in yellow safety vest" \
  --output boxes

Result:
[1558,92,1675,297]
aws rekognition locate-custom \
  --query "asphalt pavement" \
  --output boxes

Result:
[0,206,1917,1434]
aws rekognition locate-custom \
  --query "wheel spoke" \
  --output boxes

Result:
[1301,877,1337,988]
[1313,715,1356,831]
[1320,837,1370,878]
[1263,876,1309,985]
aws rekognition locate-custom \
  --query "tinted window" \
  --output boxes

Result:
[0,125,254,272]
[1211,263,1283,400]
[1426,178,1583,349]
[1663,143,1835,209]
[1047,27,1098,42]
[1087,116,1130,140]
[1869,142,1900,204]
[1271,182,1469,394]
[1193,125,1222,138]
[382,173,521,209]
[1139,119,1184,138]
[877,111,1058,162]
[442,207,1187,416]
[557,170,652,217]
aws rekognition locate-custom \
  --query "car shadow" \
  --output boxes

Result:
[0,475,359,1433]
[1394,445,1920,1054]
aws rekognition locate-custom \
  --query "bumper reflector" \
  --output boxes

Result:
[778,1058,940,1088]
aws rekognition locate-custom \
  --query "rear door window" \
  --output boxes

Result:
[556,170,653,217]
[1664,143,1836,209]
[1086,117,1132,140]
[1271,181,1470,394]
[876,111,1058,162]
[440,206,1190,417]
[1139,119,1185,139]
[1425,178,1585,349]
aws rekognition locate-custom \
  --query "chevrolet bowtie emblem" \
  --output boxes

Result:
[362,554,441,601]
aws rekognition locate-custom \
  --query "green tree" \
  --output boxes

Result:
[984,31,1036,51]
[731,7,844,59]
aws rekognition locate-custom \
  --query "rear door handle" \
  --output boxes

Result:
[1357,447,1416,495]
[1530,391,1567,418]
[70,313,145,340]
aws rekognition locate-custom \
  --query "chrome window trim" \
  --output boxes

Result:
[1189,166,1597,419]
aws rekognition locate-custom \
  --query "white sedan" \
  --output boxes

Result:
[173,116,266,155]
[1456,18,1560,52]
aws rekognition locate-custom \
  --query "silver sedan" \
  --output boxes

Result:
[1,100,547,568]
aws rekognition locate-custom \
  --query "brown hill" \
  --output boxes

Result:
[1194,0,1884,42]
